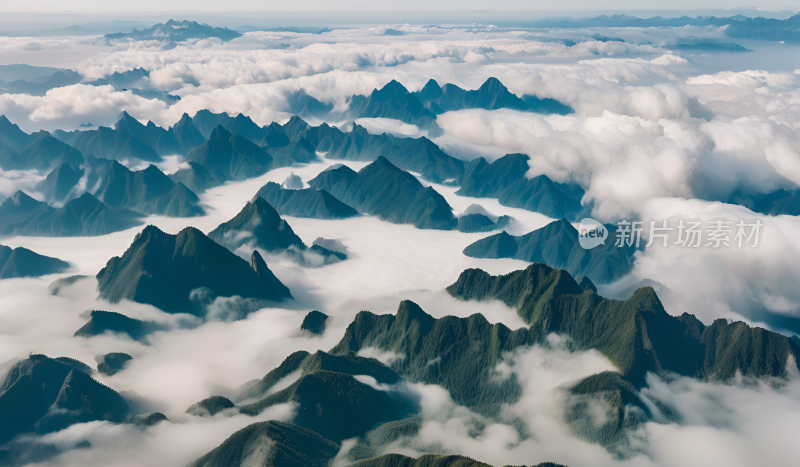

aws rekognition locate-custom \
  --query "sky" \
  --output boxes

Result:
[2,1,799,14]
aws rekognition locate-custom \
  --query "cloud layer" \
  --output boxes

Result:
[2,20,800,467]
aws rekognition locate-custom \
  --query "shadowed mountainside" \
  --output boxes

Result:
[96,225,291,316]
[308,157,457,230]
[0,244,69,278]
[463,218,636,284]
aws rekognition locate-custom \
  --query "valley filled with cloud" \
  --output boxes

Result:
[1,11,800,467]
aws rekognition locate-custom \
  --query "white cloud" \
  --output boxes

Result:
[3,22,800,467]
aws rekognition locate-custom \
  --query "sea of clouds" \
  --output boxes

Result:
[1,20,800,467]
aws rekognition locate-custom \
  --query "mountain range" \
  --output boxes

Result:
[0,191,144,237]
[727,188,800,216]
[191,419,565,467]
[0,70,81,97]
[308,157,458,230]
[530,13,800,43]
[255,181,359,219]
[171,123,319,192]
[96,225,292,316]
[446,263,800,385]
[8,251,796,465]
[456,153,590,221]
[0,128,83,172]
[104,20,242,43]
[305,121,463,183]
[208,198,345,266]
[188,258,799,465]
[0,113,204,218]
[40,156,203,216]
[463,218,636,284]
[347,80,439,130]
[0,68,180,103]
[191,111,463,183]
[0,354,129,446]
[344,78,574,132]
[414,77,573,115]
[0,244,69,278]
[54,111,204,162]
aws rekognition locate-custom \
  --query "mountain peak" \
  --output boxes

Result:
[70,191,103,207]
[250,250,268,275]
[578,276,598,292]
[627,286,666,314]
[115,111,145,131]
[97,224,291,316]
[7,190,39,206]
[137,223,165,239]
[371,79,411,101]
[142,164,162,175]
[479,76,505,90]
[395,300,435,329]
[553,217,577,231]
[370,155,402,171]
[173,113,195,129]
[416,79,444,102]
[209,124,233,140]
[208,197,304,253]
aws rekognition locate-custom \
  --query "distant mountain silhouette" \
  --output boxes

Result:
[463,218,636,284]
[0,244,69,278]
[0,70,82,96]
[104,19,242,43]
[0,191,144,237]
[308,158,457,230]
[185,125,273,185]
[40,156,204,216]
[414,77,573,116]
[0,115,35,152]
[255,181,358,219]
[347,80,438,130]
[457,153,590,221]
[0,130,83,171]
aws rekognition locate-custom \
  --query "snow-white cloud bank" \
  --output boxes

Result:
[2,20,800,467]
